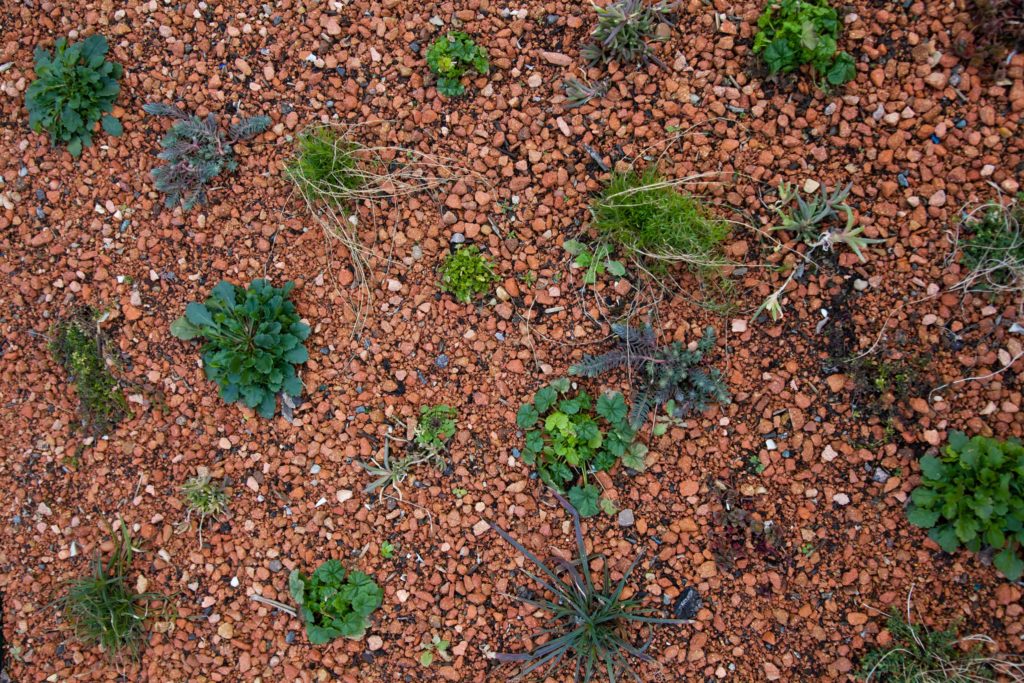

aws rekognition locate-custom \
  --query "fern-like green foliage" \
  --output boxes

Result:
[170,280,309,418]
[571,325,729,428]
[143,103,270,210]
[26,35,123,157]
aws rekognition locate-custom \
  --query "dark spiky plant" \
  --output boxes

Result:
[487,493,689,683]
[143,102,270,210]
[570,324,729,429]
[581,0,676,67]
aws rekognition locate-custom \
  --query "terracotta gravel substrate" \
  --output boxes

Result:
[1,0,1023,681]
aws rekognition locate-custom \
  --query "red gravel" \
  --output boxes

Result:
[1,0,1023,681]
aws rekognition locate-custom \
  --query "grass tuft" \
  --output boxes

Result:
[49,311,128,435]
[285,126,363,205]
[956,194,1024,297]
[591,168,730,275]
[58,523,170,661]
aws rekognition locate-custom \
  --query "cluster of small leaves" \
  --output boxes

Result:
[415,404,458,455]
[181,474,229,520]
[26,35,123,157]
[59,523,170,661]
[419,634,452,667]
[285,126,363,205]
[771,182,880,261]
[439,245,498,303]
[959,194,1024,290]
[906,431,1024,580]
[143,102,270,210]
[50,312,128,435]
[753,0,857,86]
[170,280,310,419]
[581,0,675,66]
[288,560,383,644]
[857,608,1000,682]
[426,32,489,97]
[359,437,429,500]
[562,77,610,108]
[564,239,627,284]
[571,325,729,429]
[487,493,687,683]
[516,379,641,517]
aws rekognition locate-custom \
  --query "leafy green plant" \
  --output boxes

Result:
[50,311,128,435]
[571,325,729,429]
[439,245,499,303]
[288,560,383,644]
[581,0,675,66]
[426,32,489,97]
[957,194,1024,294]
[453,487,469,499]
[59,523,170,660]
[487,493,688,682]
[143,102,270,210]
[516,379,641,517]
[26,35,122,157]
[753,0,856,85]
[380,541,396,559]
[592,168,730,274]
[419,634,452,666]
[170,280,310,419]
[858,606,1022,681]
[906,431,1024,580]
[415,404,458,456]
[562,77,610,108]
[285,126,363,205]
[564,239,627,284]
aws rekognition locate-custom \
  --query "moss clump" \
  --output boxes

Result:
[50,312,127,434]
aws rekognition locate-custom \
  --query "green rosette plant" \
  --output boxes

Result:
[516,379,643,517]
[288,560,383,644]
[906,431,1024,580]
[170,280,310,418]
[26,34,123,157]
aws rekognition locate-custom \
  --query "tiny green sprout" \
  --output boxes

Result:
[519,270,537,287]
[181,473,229,547]
[799,542,815,556]
[419,634,452,666]
[452,487,469,499]
[749,455,766,474]
[380,541,395,559]
[564,239,627,285]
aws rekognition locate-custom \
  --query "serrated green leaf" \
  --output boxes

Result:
[567,484,600,518]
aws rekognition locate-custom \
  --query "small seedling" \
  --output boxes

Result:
[419,634,452,666]
[143,102,270,210]
[452,487,469,499]
[581,0,675,66]
[359,435,430,501]
[563,239,627,285]
[439,245,498,303]
[380,541,396,559]
[414,404,457,461]
[748,455,767,474]
[26,34,123,156]
[58,522,170,661]
[652,399,686,436]
[798,542,815,556]
[426,32,489,97]
[562,77,610,108]
[771,182,880,260]
[180,473,229,546]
